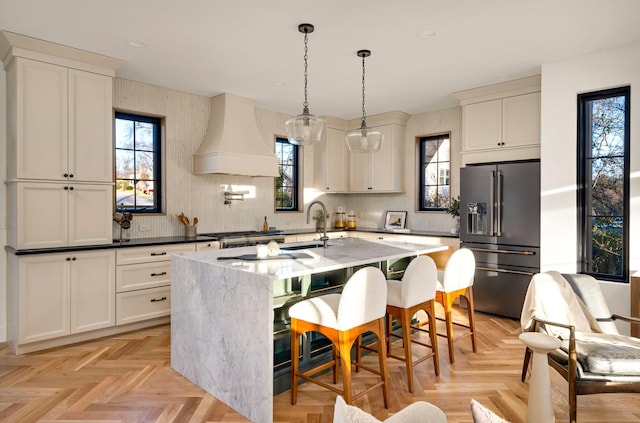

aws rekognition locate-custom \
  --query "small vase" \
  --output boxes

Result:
[185,225,197,238]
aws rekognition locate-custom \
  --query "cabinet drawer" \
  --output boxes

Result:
[116,244,195,265]
[116,286,171,325]
[116,262,171,292]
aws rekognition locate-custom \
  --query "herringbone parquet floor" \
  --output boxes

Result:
[0,308,639,422]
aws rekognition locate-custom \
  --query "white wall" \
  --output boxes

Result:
[540,41,640,330]
[0,65,6,342]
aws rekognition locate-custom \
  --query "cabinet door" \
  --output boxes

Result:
[18,254,70,343]
[16,182,69,250]
[369,125,399,192]
[70,250,116,333]
[15,59,68,180]
[314,128,348,192]
[68,70,113,182]
[502,92,541,148]
[462,99,502,151]
[349,151,371,192]
[68,184,113,246]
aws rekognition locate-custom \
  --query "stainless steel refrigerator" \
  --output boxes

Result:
[460,160,540,319]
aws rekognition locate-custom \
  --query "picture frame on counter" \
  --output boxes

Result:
[384,211,407,230]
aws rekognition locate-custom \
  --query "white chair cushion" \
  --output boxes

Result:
[470,399,509,423]
[386,279,403,308]
[334,395,448,423]
[337,267,387,330]
[438,248,475,293]
[289,294,341,328]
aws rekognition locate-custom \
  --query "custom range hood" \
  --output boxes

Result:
[193,93,279,177]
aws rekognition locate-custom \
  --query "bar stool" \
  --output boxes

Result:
[434,248,477,364]
[384,255,440,392]
[289,267,389,406]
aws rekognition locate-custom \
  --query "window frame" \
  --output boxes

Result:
[576,86,630,283]
[417,133,452,212]
[114,111,163,214]
[274,136,300,212]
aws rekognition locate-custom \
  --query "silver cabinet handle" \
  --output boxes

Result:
[468,247,536,256]
[476,266,535,276]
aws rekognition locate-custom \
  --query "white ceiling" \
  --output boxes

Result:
[2,0,640,119]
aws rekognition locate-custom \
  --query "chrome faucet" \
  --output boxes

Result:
[306,200,329,249]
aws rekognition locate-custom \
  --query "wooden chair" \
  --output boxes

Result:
[521,271,640,423]
[289,267,389,406]
[384,255,440,392]
[434,247,477,364]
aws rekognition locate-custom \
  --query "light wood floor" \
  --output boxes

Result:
[1,308,639,422]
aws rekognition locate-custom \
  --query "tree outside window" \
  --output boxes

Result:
[418,134,451,210]
[275,138,299,211]
[114,112,162,213]
[578,87,629,281]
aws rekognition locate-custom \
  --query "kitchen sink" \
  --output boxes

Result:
[280,242,330,251]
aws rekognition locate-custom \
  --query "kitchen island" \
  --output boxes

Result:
[170,237,447,423]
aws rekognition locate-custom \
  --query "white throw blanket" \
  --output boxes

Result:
[520,271,596,338]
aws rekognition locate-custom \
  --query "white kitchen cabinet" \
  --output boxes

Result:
[455,75,541,164]
[462,92,540,152]
[15,250,115,344]
[195,240,221,251]
[115,244,195,325]
[349,124,405,193]
[9,181,112,250]
[7,57,113,183]
[313,127,349,192]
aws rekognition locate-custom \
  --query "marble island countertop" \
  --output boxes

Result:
[182,237,448,280]
[170,238,447,423]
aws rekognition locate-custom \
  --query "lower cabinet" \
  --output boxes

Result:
[115,244,195,325]
[13,250,115,345]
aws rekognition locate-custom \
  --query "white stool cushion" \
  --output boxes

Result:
[437,248,475,293]
[289,267,387,331]
[289,294,341,328]
[386,256,437,308]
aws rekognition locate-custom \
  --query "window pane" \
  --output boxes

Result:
[115,150,134,179]
[275,138,298,211]
[135,121,155,151]
[135,151,154,179]
[590,216,623,276]
[590,96,626,158]
[115,119,134,149]
[590,157,623,216]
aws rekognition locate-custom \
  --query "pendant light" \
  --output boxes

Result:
[285,23,326,146]
[345,49,384,153]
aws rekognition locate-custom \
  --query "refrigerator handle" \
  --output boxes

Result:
[496,170,503,236]
[489,171,496,236]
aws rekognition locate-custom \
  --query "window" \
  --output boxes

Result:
[114,112,162,213]
[577,86,630,282]
[275,137,299,211]
[418,134,451,210]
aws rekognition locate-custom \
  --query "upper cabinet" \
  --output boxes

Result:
[7,58,114,182]
[1,31,124,250]
[313,124,349,193]
[348,112,410,193]
[455,76,541,165]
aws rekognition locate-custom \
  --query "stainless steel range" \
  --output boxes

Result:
[201,231,285,248]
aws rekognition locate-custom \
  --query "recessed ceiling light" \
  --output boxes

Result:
[128,39,146,48]
[416,28,437,39]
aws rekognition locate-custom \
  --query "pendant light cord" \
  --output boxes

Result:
[360,53,367,128]
[303,30,309,111]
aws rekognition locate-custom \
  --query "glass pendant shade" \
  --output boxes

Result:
[286,23,326,146]
[285,108,326,145]
[345,124,383,152]
[346,49,382,153]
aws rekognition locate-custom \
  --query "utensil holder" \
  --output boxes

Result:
[185,225,197,238]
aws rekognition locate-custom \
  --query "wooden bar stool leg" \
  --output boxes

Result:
[427,302,440,376]
[291,320,300,405]
[332,345,339,384]
[338,334,354,404]
[466,287,478,352]
[444,294,456,364]
[376,318,390,408]
[400,308,414,393]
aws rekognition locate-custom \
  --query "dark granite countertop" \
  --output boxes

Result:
[6,228,457,256]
